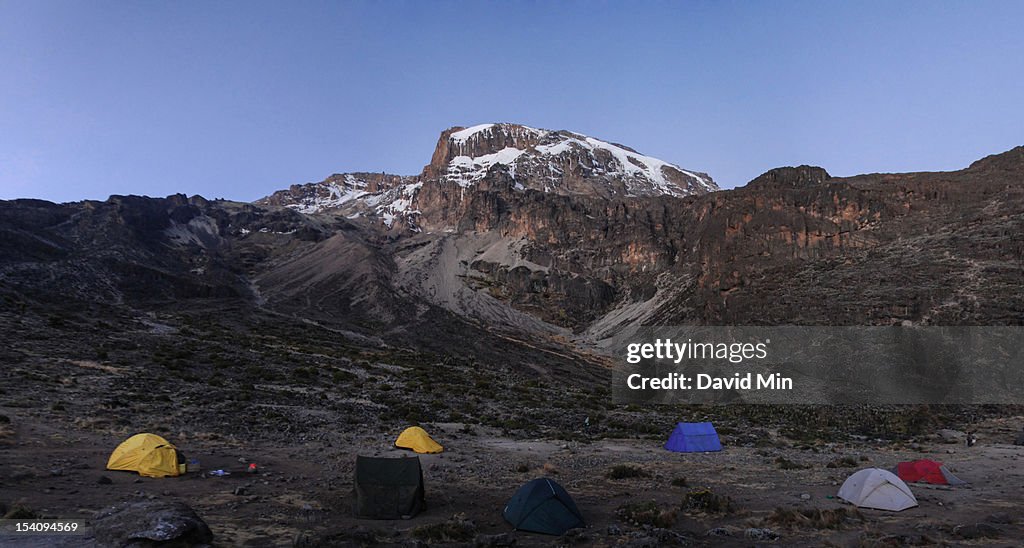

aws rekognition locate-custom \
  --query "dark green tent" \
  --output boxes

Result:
[503,477,584,535]
[354,456,425,519]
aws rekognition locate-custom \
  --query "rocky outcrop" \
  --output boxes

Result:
[744,165,831,190]
[93,500,213,547]
[2,136,1022,354]
[257,123,718,231]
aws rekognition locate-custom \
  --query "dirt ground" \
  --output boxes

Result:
[1,412,1022,547]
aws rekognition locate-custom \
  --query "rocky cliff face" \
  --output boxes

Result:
[3,134,1022,364]
[257,123,717,232]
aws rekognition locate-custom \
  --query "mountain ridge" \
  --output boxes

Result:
[2,143,1022,367]
[257,123,718,230]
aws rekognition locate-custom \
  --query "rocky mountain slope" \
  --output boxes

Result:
[2,128,1023,367]
[258,123,717,232]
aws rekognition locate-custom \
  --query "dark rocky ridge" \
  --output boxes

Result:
[2,138,1023,367]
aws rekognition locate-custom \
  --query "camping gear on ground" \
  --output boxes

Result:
[894,459,967,486]
[187,459,201,473]
[665,422,722,452]
[503,477,585,535]
[395,426,444,454]
[106,433,183,478]
[354,456,425,519]
[838,468,918,511]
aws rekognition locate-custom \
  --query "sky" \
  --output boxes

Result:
[1,1,1022,203]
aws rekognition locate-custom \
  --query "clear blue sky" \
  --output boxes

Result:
[2,1,1022,203]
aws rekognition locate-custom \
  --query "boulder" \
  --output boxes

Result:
[93,500,212,547]
[937,429,963,444]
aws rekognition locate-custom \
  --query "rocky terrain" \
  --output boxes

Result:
[1,124,1023,545]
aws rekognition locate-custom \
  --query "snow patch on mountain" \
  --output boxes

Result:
[442,124,717,196]
[285,174,370,214]
[450,124,495,142]
[446,147,526,187]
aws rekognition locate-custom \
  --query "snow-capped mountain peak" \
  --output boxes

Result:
[258,123,718,229]
[435,123,717,196]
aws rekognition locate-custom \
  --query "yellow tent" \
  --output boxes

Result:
[106,433,182,478]
[395,426,443,454]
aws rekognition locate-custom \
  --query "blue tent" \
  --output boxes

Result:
[503,478,584,535]
[665,422,722,452]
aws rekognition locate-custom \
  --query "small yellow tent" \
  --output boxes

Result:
[106,433,181,478]
[395,426,443,454]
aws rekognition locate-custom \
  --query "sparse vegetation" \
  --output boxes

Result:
[681,487,735,515]
[617,501,677,528]
[765,506,864,529]
[775,456,811,470]
[826,456,860,468]
[411,513,476,542]
[607,464,650,480]
[3,504,38,519]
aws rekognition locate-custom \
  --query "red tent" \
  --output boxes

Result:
[895,459,966,485]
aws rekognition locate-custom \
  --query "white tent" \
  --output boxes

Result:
[838,468,918,511]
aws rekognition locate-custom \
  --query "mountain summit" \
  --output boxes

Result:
[426,123,716,196]
[258,123,717,228]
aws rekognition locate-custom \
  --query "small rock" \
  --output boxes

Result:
[987,512,1013,524]
[953,523,1002,539]
[97,476,113,485]
[233,487,247,496]
[474,532,516,547]
[938,429,963,444]
[706,527,731,536]
[93,500,213,546]
[745,528,779,541]
[800,493,811,500]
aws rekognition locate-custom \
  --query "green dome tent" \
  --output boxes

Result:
[503,478,584,535]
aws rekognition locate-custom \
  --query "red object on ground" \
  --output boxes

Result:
[248,463,258,473]
[896,459,947,484]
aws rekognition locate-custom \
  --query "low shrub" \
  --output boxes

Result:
[607,464,650,480]
[765,506,864,529]
[412,513,476,542]
[681,487,735,515]
[617,501,677,528]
